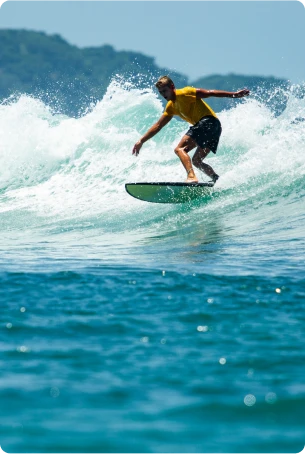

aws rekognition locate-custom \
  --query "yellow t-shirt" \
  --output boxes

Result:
[163,86,217,125]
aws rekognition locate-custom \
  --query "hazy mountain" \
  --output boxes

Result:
[0,29,288,117]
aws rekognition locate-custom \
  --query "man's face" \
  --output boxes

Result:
[158,84,175,101]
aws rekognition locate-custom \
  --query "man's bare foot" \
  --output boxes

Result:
[186,168,198,183]
[185,177,199,183]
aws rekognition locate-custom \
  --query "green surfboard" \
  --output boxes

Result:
[125,182,214,204]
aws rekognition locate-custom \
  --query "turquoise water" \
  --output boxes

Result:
[0,81,305,453]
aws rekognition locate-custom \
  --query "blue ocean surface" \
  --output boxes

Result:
[0,80,305,453]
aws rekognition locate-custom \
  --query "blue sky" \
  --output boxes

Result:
[0,1,304,83]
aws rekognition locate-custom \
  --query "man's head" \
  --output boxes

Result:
[155,75,176,101]
[155,76,175,90]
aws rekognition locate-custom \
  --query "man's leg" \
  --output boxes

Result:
[192,147,219,181]
[174,135,198,182]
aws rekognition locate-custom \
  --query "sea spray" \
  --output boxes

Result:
[0,80,304,231]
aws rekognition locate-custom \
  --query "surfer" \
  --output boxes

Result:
[132,76,250,183]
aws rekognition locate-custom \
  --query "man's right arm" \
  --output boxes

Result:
[132,114,173,156]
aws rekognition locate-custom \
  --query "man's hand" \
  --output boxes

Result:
[132,115,172,155]
[132,141,143,156]
[233,89,250,98]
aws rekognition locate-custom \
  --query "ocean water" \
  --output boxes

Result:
[0,80,305,453]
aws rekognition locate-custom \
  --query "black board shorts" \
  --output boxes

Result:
[186,115,222,153]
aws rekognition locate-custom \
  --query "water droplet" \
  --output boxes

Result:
[6,323,12,329]
[265,392,277,404]
[141,336,149,343]
[275,288,281,294]
[50,387,60,398]
[219,358,226,365]
[20,307,26,313]
[244,394,256,406]
[197,325,208,332]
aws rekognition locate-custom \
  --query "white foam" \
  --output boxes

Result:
[0,80,304,227]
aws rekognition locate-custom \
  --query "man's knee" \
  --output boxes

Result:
[174,146,184,156]
[192,154,201,167]
[193,148,210,166]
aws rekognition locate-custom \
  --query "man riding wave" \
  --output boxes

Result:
[132,76,250,183]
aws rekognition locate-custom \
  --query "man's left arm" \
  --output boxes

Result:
[196,88,250,99]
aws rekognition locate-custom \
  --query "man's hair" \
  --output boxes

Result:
[155,75,175,89]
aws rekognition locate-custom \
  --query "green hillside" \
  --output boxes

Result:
[0,29,187,116]
[0,29,288,117]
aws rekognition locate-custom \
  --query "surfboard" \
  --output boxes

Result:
[125,182,214,204]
